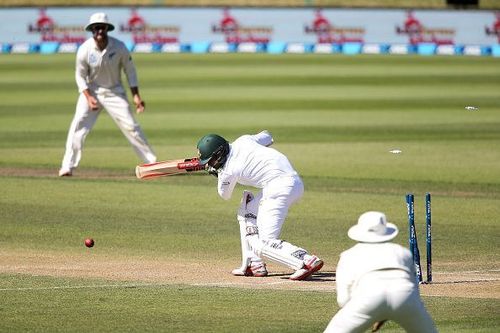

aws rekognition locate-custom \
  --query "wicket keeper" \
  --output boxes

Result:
[324,211,437,333]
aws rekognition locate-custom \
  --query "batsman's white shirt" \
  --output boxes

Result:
[324,243,438,333]
[217,131,296,198]
[218,131,303,239]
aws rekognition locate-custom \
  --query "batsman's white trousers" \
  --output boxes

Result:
[257,174,304,240]
[61,92,156,171]
[324,270,438,333]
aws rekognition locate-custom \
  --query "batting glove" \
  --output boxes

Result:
[207,166,219,178]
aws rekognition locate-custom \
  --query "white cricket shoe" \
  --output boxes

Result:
[231,262,268,277]
[289,255,324,281]
[58,168,73,177]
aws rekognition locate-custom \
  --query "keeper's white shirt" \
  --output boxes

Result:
[336,242,416,307]
[325,242,437,332]
[75,36,138,95]
[217,131,298,200]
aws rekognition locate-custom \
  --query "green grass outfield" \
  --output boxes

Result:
[0,53,499,332]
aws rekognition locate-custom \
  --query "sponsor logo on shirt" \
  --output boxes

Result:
[89,53,98,65]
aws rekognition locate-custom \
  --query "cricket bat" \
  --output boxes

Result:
[135,157,204,179]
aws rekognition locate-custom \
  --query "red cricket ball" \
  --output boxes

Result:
[84,238,94,248]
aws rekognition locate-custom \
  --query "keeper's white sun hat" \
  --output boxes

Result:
[85,12,115,32]
[348,211,399,243]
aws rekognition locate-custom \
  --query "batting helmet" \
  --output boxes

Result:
[197,134,230,169]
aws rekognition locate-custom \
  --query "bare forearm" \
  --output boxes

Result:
[82,89,98,110]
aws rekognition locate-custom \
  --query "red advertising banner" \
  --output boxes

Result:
[396,10,455,45]
[212,8,272,43]
[119,8,179,44]
[484,11,500,43]
[28,8,86,43]
[304,9,364,43]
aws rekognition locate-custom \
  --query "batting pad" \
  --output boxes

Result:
[237,190,261,221]
[236,190,262,268]
[237,219,261,268]
[250,238,306,270]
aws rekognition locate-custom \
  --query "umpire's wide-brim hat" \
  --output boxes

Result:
[85,12,115,32]
[348,211,399,243]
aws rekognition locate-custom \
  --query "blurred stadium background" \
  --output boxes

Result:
[1,0,499,56]
[0,0,499,8]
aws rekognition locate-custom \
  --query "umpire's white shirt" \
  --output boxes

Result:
[217,131,297,200]
[75,36,138,95]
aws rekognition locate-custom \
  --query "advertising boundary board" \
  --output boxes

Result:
[0,7,499,56]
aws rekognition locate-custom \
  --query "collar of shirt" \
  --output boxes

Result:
[90,36,114,53]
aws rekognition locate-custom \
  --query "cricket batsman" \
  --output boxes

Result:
[196,130,323,280]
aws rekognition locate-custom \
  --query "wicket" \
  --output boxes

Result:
[405,193,432,284]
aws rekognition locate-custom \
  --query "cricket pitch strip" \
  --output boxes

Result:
[0,249,498,298]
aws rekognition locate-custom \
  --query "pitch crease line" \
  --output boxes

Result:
[435,269,500,274]
[0,283,169,292]
[0,279,308,292]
